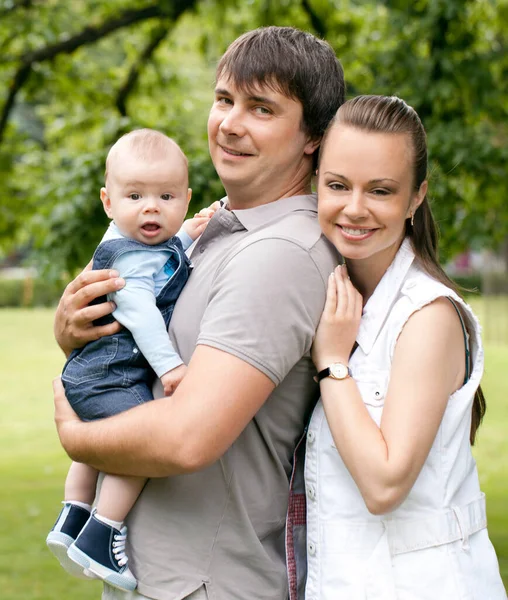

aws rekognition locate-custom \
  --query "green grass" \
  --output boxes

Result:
[0,307,506,597]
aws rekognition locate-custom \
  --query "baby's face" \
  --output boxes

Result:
[101,150,190,245]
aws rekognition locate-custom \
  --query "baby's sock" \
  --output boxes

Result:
[95,513,123,530]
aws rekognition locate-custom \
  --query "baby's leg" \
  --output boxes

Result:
[96,474,147,524]
[47,461,98,578]
[65,475,146,591]
[65,461,99,505]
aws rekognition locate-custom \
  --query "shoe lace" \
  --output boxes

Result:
[112,533,129,567]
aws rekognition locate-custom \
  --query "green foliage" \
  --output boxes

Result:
[1,0,507,273]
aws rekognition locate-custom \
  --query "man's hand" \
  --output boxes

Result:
[161,364,187,396]
[53,377,82,458]
[55,262,125,357]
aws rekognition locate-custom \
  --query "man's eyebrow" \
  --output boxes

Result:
[214,87,278,107]
[214,88,231,97]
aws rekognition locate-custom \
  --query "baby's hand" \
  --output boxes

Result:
[161,364,187,396]
[182,201,221,241]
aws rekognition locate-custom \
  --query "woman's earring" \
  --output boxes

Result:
[410,212,415,227]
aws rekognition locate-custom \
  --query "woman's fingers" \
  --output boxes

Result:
[323,271,338,317]
[334,265,349,315]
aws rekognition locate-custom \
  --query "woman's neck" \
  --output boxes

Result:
[346,240,404,305]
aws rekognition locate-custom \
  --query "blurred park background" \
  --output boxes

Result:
[0,0,507,597]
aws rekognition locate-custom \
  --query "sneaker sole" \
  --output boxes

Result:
[46,532,92,580]
[67,544,137,591]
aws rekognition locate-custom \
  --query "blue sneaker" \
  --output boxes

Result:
[46,503,93,579]
[67,512,137,591]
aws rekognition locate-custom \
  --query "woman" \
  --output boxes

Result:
[306,95,505,599]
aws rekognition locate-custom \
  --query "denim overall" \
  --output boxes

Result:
[62,236,191,421]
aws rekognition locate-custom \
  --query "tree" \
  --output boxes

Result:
[1,0,507,275]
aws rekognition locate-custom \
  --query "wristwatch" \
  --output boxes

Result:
[314,362,352,382]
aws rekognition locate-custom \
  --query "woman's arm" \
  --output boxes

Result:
[54,263,125,357]
[313,266,466,515]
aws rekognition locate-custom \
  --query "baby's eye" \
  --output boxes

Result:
[161,194,172,201]
[129,193,141,200]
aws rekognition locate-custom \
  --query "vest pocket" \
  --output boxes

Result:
[62,337,119,385]
[354,368,389,408]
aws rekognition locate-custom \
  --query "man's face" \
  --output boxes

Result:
[207,76,318,208]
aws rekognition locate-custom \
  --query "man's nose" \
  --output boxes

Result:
[219,105,246,137]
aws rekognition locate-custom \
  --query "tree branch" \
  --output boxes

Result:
[301,0,327,38]
[0,0,199,144]
[116,24,171,117]
[0,4,166,143]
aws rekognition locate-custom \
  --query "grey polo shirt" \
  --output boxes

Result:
[126,194,340,600]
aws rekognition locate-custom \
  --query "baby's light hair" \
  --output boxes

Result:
[104,129,188,185]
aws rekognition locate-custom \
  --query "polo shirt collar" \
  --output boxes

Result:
[356,238,415,354]
[222,194,318,231]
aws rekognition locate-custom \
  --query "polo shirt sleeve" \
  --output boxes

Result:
[196,237,328,385]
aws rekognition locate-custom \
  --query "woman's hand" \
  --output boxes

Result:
[312,264,363,371]
[54,262,125,357]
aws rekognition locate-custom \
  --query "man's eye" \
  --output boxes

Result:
[217,97,233,105]
[254,106,270,115]
[129,193,141,200]
[161,194,172,201]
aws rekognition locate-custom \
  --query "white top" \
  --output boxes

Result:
[305,239,505,599]
[102,222,193,377]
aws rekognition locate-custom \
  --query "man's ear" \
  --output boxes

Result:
[100,187,113,218]
[304,136,321,156]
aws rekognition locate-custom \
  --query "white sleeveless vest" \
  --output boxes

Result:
[305,239,505,600]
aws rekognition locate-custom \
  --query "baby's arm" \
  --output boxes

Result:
[109,250,185,394]
[179,201,221,244]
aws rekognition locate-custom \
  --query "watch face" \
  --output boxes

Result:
[329,363,348,379]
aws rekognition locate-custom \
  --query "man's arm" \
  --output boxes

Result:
[55,344,275,477]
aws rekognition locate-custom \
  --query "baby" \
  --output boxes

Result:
[47,129,213,592]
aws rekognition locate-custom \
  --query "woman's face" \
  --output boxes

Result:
[317,124,426,268]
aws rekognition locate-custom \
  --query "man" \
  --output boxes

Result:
[53,26,345,600]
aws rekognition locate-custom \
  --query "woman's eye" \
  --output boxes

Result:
[328,182,346,191]
[161,194,172,201]
[129,193,140,200]
[371,188,390,196]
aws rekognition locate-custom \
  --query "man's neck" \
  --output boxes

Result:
[226,180,313,211]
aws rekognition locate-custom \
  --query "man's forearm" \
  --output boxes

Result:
[55,346,275,478]
[61,398,194,477]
